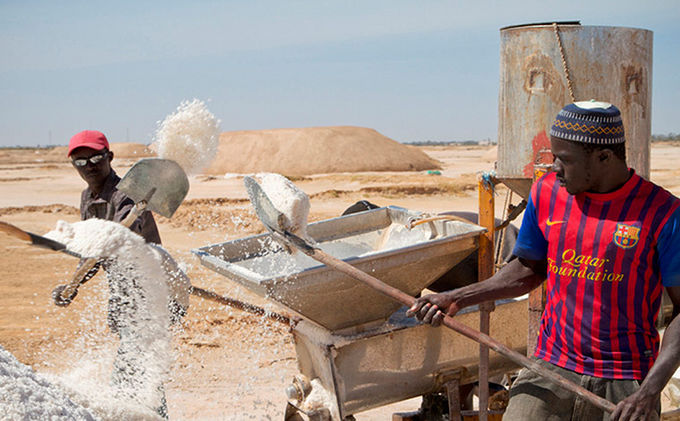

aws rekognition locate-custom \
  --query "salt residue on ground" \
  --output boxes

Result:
[205,126,442,176]
[44,219,171,419]
[0,344,98,420]
[152,99,221,175]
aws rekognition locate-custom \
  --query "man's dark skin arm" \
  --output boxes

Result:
[611,286,680,421]
[406,257,546,325]
[52,259,102,306]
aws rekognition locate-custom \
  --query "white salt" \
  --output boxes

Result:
[257,173,312,242]
[153,98,221,175]
[0,345,98,420]
[301,378,337,415]
[44,219,171,418]
[236,230,376,279]
[376,223,433,251]
[149,243,191,317]
[233,221,440,282]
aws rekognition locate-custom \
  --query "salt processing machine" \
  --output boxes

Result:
[192,21,659,420]
[193,206,529,420]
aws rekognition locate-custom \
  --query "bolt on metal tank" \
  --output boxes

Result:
[497,22,652,198]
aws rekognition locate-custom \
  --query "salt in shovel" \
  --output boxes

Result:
[243,175,617,415]
[56,158,190,305]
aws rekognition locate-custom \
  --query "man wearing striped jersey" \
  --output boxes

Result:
[407,101,680,420]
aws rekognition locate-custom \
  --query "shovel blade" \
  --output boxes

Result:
[117,158,189,218]
[243,176,287,234]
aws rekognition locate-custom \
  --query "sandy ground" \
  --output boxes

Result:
[1,143,680,420]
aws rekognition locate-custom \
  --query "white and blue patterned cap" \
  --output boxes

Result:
[550,100,625,144]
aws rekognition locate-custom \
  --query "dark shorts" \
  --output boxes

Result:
[503,358,659,421]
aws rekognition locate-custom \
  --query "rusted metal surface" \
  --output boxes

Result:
[497,23,653,199]
[446,377,463,421]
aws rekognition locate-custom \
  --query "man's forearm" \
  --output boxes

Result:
[638,314,680,397]
[452,257,545,310]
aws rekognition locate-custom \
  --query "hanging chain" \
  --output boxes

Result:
[553,22,575,102]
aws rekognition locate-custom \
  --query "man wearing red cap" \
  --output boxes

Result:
[62,130,171,418]
[67,130,161,244]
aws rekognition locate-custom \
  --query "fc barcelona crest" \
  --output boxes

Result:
[614,223,640,249]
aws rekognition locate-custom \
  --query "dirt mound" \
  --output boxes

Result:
[109,142,155,158]
[205,126,441,176]
[45,143,153,160]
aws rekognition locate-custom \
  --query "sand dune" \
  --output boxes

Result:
[205,126,441,176]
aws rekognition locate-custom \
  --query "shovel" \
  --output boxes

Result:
[56,158,190,305]
[243,176,617,415]
[0,221,290,325]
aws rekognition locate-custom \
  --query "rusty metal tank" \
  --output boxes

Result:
[497,22,653,198]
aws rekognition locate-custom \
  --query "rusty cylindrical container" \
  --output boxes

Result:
[497,22,652,198]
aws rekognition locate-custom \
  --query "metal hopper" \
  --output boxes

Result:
[194,205,529,419]
[193,206,486,332]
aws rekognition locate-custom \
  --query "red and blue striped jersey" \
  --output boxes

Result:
[513,171,680,380]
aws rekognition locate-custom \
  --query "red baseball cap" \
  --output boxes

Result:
[67,130,110,157]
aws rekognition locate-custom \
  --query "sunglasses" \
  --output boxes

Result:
[72,151,109,167]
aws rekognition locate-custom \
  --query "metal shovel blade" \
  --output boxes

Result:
[117,158,189,218]
[243,176,287,234]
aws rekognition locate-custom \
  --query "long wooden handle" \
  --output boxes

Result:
[0,221,32,242]
[305,246,617,414]
[190,286,291,326]
[0,221,80,258]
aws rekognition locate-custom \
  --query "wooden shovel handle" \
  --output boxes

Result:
[0,221,32,242]
[303,245,617,414]
[190,286,291,326]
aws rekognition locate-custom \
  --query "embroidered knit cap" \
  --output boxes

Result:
[550,100,625,144]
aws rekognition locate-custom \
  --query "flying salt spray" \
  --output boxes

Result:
[43,219,171,420]
[152,98,221,175]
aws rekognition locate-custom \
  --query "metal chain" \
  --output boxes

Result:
[553,22,575,102]
[495,189,511,267]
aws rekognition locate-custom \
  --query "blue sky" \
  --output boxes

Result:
[1,1,679,147]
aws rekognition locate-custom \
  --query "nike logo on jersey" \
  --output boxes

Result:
[546,219,564,226]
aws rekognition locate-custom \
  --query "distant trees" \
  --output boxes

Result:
[652,133,680,143]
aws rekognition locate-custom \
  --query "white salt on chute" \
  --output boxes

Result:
[300,378,338,416]
[0,345,98,420]
[257,173,313,243]
[152,98,221,175]
[44,219,171,419]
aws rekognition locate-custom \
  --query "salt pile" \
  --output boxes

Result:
[44,219,171,419]
[153,98,221,175]
[0,345,98,420]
